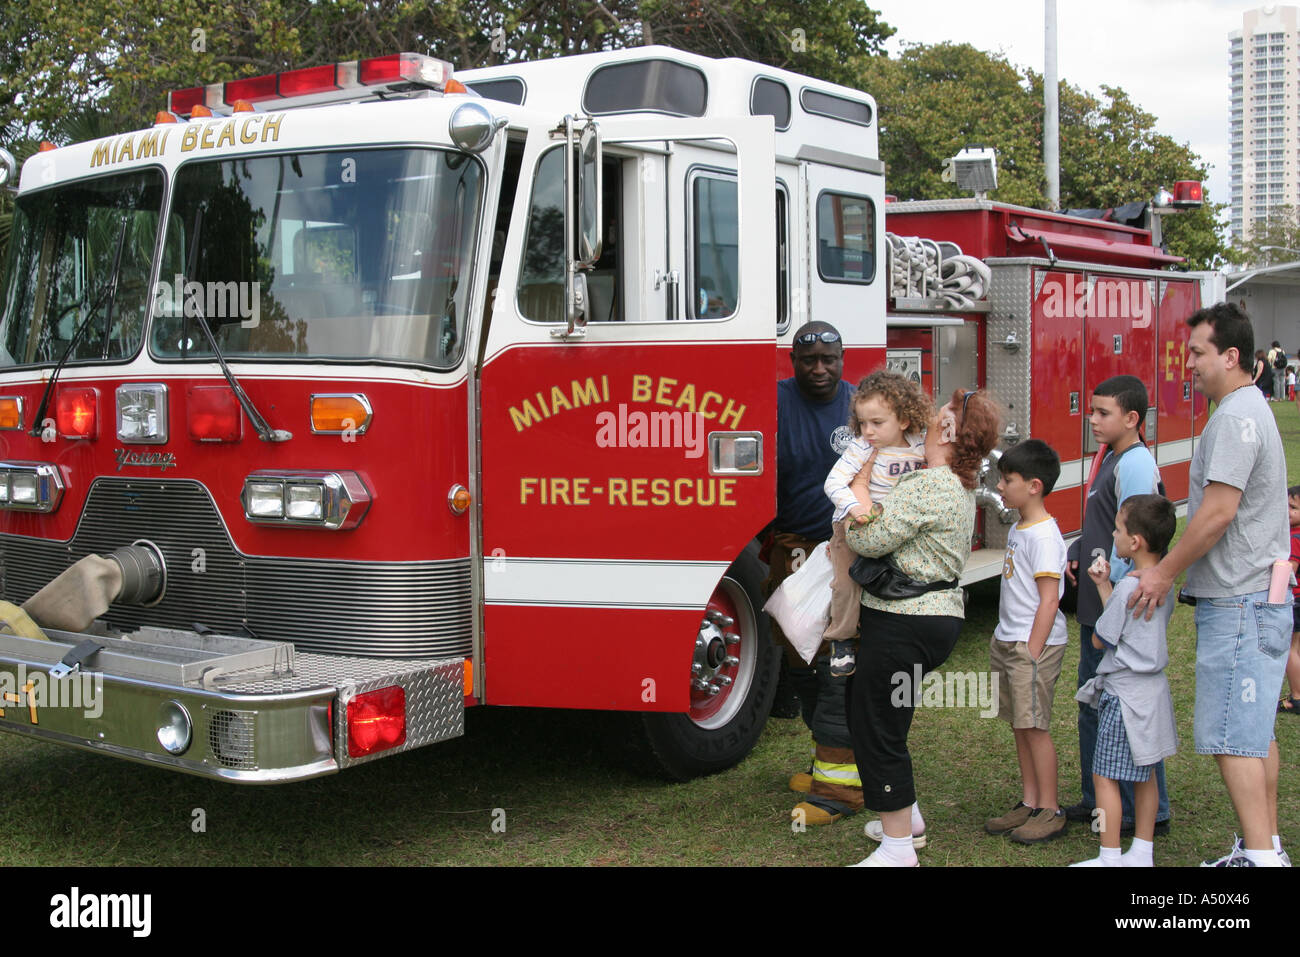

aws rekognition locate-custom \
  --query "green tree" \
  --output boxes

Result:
[1223,204,1300,267]
[860,43,1046,208]
[860,42,1224,269]
[0,0,894,140]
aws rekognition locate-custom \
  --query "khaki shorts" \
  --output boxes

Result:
[989,636,1066,730]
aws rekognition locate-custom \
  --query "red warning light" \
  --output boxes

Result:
[1172,181,1203,209]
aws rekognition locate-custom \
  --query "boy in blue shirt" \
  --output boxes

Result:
[1064,376,1170,835]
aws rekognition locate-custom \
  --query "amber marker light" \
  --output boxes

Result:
[310,393,372,434]
[154,111,178,125]
[445,78,468,94]
[0,397,23,431]
[38,142,56,152]
[448,484,472,515]
[462,660,474,697]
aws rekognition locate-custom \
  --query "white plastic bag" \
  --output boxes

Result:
[763,541,833,664]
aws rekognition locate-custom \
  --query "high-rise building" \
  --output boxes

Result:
[1229,5,1300,243]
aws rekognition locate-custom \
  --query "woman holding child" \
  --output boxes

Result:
[844,387,1001,867]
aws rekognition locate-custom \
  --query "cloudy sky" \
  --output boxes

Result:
[869,0,1249,218]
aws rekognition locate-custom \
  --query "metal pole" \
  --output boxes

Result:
[1044,0,1060,210]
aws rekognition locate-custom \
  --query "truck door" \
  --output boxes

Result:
[476,116,776,716]
[804,160,887,377]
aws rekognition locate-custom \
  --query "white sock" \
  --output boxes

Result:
[1122,837,1154,867]
[1274,835,1284,854]
[1070,846,1122,867]
[1244,847,1281,867]
[878,833,918,866]
[910,802,925,836]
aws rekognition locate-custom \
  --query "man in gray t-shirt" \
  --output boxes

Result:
[1129,303,1291,867]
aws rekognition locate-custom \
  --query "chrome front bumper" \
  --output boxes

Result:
[0,629,465,783]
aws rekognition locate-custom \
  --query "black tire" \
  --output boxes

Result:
[627,542,780,781]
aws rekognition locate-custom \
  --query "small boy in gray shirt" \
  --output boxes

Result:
[1072,494,1178,867]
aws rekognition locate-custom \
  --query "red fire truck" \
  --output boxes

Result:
[0,47,1211,783]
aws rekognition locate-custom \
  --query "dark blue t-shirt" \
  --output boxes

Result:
[775,377,854,540]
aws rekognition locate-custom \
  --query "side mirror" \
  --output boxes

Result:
[555,115,602,339]
[576,122,602,267]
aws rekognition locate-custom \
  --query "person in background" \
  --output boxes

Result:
[1278,485,1300,717]
[1270,341,1288,402]
[1253,349,1274,402]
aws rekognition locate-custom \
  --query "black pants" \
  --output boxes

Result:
[847,604,962,812]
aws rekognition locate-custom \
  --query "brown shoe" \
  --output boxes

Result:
[984,802,1033,835]
[1009,807,1068,844]
[788,771,813,793]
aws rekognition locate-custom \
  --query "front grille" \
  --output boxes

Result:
[1,479,471,660]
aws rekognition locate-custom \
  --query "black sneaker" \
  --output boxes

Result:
[1063,802,1094,823]
[829,640,857,678]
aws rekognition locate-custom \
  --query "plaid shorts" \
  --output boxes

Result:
[1093,691,1151,782]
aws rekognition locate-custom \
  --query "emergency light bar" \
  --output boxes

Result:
[167,53,460,117]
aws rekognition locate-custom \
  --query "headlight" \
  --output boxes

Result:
[0,462,65,513]
[241,471,370,530]
[244,481,286,518]
[156,701,193,755]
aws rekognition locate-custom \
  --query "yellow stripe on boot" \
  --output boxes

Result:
[812,760,862,787]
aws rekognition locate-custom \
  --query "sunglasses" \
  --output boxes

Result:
[794,331,842,346]
[960,390,977,417]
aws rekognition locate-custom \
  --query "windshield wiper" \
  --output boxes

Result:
[29,215,129,438]
[181,208,291,443]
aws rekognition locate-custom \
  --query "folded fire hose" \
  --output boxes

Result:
[0,545,163,641]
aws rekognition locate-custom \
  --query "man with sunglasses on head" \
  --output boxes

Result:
[766,320,863,825]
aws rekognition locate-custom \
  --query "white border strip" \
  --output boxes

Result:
[1156,438,1193,465]
[483,557,728,609]
[1054,457,1085,491]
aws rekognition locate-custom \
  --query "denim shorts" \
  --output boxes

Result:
[1193,589,1291,757]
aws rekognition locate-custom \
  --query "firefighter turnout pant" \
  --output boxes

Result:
[764,533,863,814]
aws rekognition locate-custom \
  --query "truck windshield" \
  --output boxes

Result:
[0,169,163,368]
[152,148,481,369]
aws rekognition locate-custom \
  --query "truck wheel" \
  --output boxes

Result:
[632,543,779,781]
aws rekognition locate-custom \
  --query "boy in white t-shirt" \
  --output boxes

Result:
[985,438,1070,845]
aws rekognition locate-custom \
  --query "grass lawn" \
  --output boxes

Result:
[1,402,1298,867]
